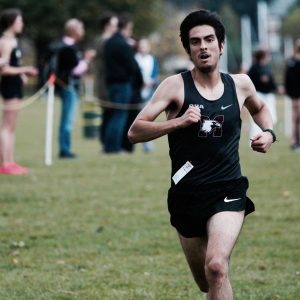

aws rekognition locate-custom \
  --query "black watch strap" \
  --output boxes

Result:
[263,128,277,143]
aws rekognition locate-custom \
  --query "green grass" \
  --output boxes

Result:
[0,98,299,299]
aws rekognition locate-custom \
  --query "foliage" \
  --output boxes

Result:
[194,0,275,44]
[281,4,300,39]
[0,0,163,50]
[0,96,299,299]
[198,0,274,14]
[218,4,241,72]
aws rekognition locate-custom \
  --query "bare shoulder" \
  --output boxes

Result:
[158,73,183,93]
[230,73,253,91]
[230,73,256,106]
[0,37,15,55]
[137,73,184,121]
[152,73,184,104]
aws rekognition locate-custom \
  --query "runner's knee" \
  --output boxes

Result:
[205,257,228,287]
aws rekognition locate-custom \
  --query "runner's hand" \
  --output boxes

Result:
[178,106,201,128]
[251,131,273,153]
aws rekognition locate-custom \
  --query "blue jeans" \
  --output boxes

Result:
[59,86,78,154]
[103,82,132,153]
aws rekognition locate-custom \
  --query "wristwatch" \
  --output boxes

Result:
[263,128,277,143]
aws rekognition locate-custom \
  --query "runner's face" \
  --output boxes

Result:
[188,25,223,73]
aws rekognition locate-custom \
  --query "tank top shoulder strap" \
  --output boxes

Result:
[177,71,200,117]
[221,73,235,91]
[181,70,201,100]
[221,73,239,103]
[181,70,192,90]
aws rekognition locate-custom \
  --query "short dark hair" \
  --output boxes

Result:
[180,10,225,54]
[253,49,268,62]
[97,11,116,32]
[0,8,22,32]
[117,14,132,30]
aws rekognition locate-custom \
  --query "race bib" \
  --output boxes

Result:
[172,161,194,185]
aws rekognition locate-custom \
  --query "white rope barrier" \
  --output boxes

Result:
[57,77,147,111]
[84,95,146,111]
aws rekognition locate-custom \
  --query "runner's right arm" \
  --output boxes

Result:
[128,74,201,143]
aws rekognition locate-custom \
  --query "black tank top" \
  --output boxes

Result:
[0,46,23,99]
[168,71,242,187]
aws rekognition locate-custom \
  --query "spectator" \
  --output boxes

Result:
[56,18,95,159]
[103,14,139,153]
[0,8,38,175]
[94,12,118,102]
[93,12,118,147]
[122,38,144,153]
[135,38,159,152]
[247,49,278,141]
[284,37,300,151]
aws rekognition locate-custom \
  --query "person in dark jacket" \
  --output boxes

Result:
[122,39,144,153]
[56,18,95,159]
[93,12,118,147]
[284,37,300,151]
[102,14,139,153]
[247,49,278,141]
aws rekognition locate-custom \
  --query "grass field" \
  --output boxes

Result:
[0,97,299,300]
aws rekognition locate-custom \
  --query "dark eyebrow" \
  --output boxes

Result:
[189,34,215,41]
[204,34,215,39]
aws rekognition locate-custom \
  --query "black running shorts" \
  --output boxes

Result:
[167,176,255,238]
[0,75,23,100]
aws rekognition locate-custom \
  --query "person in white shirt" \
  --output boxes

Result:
[135,38,159,152]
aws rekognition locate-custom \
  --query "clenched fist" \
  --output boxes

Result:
[178,105,201,129]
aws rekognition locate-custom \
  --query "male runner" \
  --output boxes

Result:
[128,10,276,299]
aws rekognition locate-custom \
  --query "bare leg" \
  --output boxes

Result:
[178,234,209,292]
[178,211,244,299]
[0,100,20,165]
[291,99,300,146]
[205,211,245,300]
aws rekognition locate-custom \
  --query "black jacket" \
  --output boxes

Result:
[56,42,81,86]
[104,32,138,84]
[247,63,277,94]
[285,57,300,99]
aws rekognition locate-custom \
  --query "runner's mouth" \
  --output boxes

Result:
[200,53,210,59]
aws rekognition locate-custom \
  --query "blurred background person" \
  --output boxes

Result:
[94,12,118,102]
[93,12,118,148]
[247,49,278,141]
[284,37,300,152]
[122,38,144,153]
[0,8,38,175]
[135,37,159,153]
[56,18,95,159]
[103,14,139,153]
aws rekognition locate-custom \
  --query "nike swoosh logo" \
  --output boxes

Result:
[224,196,241,203]
[221,104,232,110]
